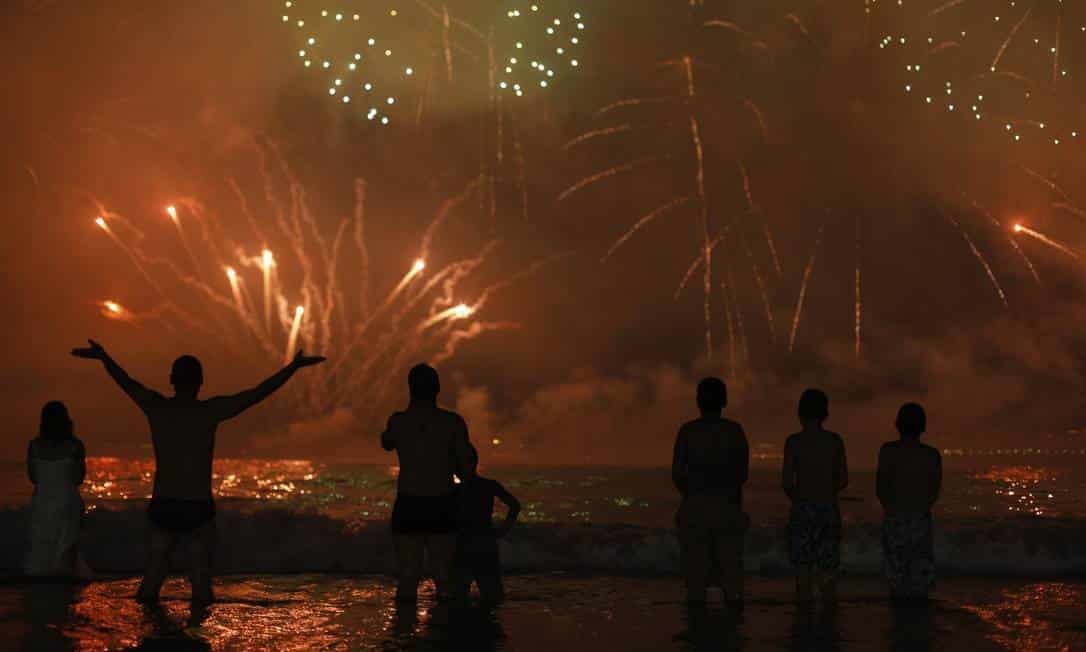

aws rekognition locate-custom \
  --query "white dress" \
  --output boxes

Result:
[23,453,85,576]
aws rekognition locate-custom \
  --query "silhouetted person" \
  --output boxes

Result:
[454,445,520,604]
[782,388,848,603]
[24,401,92,578]
[672,377,750,609]
[70,340,325,606]
[877,403,941,602]
[381,363,475,603]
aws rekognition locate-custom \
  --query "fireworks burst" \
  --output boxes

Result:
[281,1,423,125]
[883,0,1084,148]
[497,2,586,98]
[560,7,768,363]
[91,146,541,425]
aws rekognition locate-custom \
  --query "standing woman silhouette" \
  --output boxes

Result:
[24,401,93,578]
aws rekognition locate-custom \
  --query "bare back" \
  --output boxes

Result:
[782,429,848,504]
[877,440,942,514]
[382,405,473,497]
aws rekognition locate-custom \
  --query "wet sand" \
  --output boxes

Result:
[1,574,1083,651]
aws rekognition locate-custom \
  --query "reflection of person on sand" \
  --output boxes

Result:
[878,402,941,602]
[70,339,325,607]
[671,377,750,610]
[381,363,475,604]
[455,444,521,604]
[782,388,848,604]
[23,401,94,579]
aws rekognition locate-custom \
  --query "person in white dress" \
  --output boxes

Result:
[23,401,92,578]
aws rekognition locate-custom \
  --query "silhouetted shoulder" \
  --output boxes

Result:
[783,432,802,449]
[722,417,745,434]
[827,430,846,447]
[678,419,702,434]
[921,442,941,459]
[436,408,466,423]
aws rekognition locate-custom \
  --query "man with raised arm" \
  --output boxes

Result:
[71,339,325,608]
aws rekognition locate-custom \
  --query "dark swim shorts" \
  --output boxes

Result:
[390,493,458,535]
[148,497,216,533]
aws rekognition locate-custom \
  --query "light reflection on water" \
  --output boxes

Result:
[3,577,1083,651]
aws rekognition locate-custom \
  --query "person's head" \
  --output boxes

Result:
[408,363,440,403]
[797,388,829,427]
[696,377,727,415]
[896,402,927,438]
[39,401,73,441]
[170,355,204,397]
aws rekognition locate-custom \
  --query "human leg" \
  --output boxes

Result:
[137,525,177,603]
[425,533,456,601]
[187,518,216,606]
[678,522,712,604]
[714,531,744,606]
[394,534,425,602]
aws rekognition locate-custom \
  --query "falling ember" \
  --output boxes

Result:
[100,300,126,319]
[1014,223,1080,260]
[225,266,246,319]
[285,305,305,364]
[94,217,108,231]
[420,303,475,330]
[412,258,426,273]
[262,249,275,332]
[166,205,178,223]
[788,226,822,354]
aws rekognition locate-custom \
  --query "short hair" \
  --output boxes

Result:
[896,402,927,436]
[170,355,204,387]
[798,388,829,422]
[696,377,727,412]
[408,363,440,401]
[39,401,73,440]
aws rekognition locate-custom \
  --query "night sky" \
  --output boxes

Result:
[4,0,1086,465]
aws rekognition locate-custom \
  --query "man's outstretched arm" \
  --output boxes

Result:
[209,349,326,421]
[71,339,158,409]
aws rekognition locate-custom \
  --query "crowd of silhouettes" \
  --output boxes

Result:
[26,345,941,627]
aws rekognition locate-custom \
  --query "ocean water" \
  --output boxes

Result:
[1,456,1084,650]
[1,456,1084,575]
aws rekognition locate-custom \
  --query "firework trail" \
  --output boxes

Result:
[603,196,693,263]
[724,264,749,370]
[942,210,1009,308]
[557,155,668,202]
[1013,223,1080,260]
[92,147,538,421]
[854,216,863,360]
[740,231,776,342]
[967,196,1042,286]
[678,55,717,358]
[675,227,729,300]
[788,225,823,354]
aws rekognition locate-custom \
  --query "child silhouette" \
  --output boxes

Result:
[455,445,520,604]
